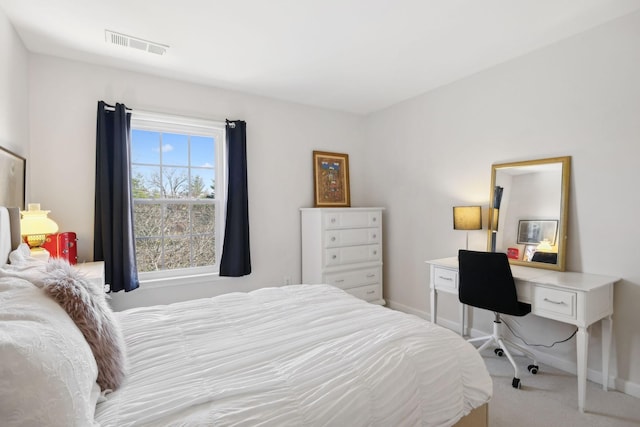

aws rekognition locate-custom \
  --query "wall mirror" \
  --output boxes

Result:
[487,156,571,271]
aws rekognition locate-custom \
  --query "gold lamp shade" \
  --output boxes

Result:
[453,206,482,251]
[453,206,482,231]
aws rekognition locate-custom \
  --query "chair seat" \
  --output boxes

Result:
[513,301,531,317]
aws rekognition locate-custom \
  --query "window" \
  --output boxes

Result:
[130,111,226,279]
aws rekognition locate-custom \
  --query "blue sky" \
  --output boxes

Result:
[131,129,216,196]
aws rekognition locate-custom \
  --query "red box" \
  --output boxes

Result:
[42,232,78,264]
[507,247,519,260]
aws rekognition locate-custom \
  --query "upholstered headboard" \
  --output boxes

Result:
[0,206,21,265]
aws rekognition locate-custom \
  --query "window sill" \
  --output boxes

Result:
[139,271,222,289]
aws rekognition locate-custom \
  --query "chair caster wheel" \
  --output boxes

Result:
[512,378,521,389]
[494,348,504,357]
[528,364,539,374]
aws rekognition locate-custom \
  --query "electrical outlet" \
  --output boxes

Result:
[284,276,292,285]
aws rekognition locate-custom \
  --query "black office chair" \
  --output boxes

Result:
[458,249,539,389]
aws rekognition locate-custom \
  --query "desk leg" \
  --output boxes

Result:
[430,288,437,324]
[459,303,466,336]
[577,326,588,413]
[602,315,612,391]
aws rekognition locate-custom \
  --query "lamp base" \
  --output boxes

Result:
[29,247,50,261]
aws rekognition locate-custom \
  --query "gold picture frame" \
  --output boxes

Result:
[313,151,350,207]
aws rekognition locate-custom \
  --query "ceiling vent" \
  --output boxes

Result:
[105,30,169,56]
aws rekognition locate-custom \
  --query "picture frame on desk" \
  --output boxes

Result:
[312,151,350,207]
[523,245,536,262]
[517,219,558,245]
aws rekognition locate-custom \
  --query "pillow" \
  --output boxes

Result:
[43,259,127,392]
[0,243,51,289]
[0,207,11,266]
[0,277,100,426]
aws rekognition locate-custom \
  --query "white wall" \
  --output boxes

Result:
[27,55,366,310]
[0,8,28,159]
[364,11,640,392]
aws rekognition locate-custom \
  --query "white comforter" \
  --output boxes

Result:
[95,285,491,427]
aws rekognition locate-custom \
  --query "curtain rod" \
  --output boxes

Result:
[103,104,238,127]
[103,105,132,113]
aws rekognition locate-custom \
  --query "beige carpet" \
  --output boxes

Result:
[483,351,640,426]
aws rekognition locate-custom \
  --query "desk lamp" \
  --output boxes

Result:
[453,206,482,250]
[20,203,59,258]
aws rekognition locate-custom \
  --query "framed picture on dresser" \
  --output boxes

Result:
[312,151,350,207]
[0,146,26,209]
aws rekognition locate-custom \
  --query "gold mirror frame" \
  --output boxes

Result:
[487,156,571,271]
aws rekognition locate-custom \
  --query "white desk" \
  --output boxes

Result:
[426,256,619,412]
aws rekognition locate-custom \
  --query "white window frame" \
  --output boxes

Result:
[130,110,227,285]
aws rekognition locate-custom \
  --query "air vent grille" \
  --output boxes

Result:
[105,30,168,56]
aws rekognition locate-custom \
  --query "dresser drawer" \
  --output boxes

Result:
[324,267,380,290]
[324,210,382,229]
[325,244,381,267]
[325,228,380,248]
[533,286,576,320]
[345,284,382,302]
[433,267,458,291]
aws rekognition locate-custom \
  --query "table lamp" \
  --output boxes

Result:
[453,206,482,250]
[20,203,59,258]
[536,239,553,252]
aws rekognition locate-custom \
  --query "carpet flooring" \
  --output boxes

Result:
[483,351,640,426]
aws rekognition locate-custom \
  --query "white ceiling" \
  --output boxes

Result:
[2,0,640,115]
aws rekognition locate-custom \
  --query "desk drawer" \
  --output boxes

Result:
[433,267,457,291]
[534,287,576,320]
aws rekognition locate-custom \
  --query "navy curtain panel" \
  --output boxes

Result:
[219,120,251,276]
[94,101,140,292]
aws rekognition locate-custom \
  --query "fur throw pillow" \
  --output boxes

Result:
[42,259,127,391]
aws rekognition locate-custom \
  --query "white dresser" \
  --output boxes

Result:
[301,207,385,304]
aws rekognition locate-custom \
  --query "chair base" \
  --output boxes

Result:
[468,314,539,388]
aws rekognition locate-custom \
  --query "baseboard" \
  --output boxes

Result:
[385,298,640,400]
[615,377,640,399]
[385,300,428,319]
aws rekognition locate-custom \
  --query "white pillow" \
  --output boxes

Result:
[0,277,100,426]
[0,207,11,266]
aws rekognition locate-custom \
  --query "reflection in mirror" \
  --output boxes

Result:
[487,156,571,271]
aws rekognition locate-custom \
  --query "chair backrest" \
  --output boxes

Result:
[458,249,525,316]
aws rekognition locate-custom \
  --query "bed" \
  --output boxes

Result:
[0,206,491,426]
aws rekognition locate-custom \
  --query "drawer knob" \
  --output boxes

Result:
[366,290,375,295]
[331,236,336,241]
[372,217,377,222]
[438,276,453,281]
[373,251,377,255]
[335,279,344,283]
[372,234,377,238]
[331,218,336,223]
[366,273,375,278]
[332,255,337,259]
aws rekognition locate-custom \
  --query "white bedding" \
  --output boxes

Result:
[95,285,491,427]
